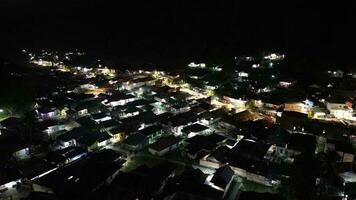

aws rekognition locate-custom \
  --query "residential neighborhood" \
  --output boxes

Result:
[1,50,356,200]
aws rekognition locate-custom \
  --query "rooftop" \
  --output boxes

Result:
[181,123,208,134]
[149,135,181,152]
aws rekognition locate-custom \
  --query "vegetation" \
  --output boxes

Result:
[0,62,34,120]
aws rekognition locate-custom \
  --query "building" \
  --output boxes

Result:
[44,147,87,166]
[277,111,309,132]
[186,134,226,159]
[284,102,309,114]
[211,165,235,189]
[138,125,165,144]
[181,123,210,137]
[103,93,136,107]
[148,135,182,156]
[338,171,356,198]
[121,133,149,152]
[91,112,111,123]
[36,107,61,121]
[326,98,353,119]
[34,150,124,199]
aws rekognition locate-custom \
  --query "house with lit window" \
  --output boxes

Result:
[284,101,309,114]
[121,133,149,153]
[36,106,61,121]
[112,105,141,119]
[91,112,111,123]
[326,98,353,120]
[102,93,136,107]
[138,125,165,144]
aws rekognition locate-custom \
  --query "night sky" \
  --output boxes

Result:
[1,1,356,68]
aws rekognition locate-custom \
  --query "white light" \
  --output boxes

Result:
[238,72,249,77]
[0,109,4,113]
[252,64,260,68]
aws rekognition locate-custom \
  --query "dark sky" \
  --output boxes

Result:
[1,1,356,67]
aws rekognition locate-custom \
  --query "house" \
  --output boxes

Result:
[198,111,219,126]
[277,111,309,132]
[57,130,79,148]
[338,171,356,198]
[122,76,154,90]
[34,120,60,132]
[222,96,247,110]
[158,167,223,200]
[73,99,104,116]
[148,135,182,156]
[326,98,353,119]
[34,120,72,139]
[201,145,230,168]
[211,165,235,189]
[103,93,136,107]
[57,127,90,148]
[105,163,176,200]
[0,117,26,131]
[232,110,263,122]
[217,116,238,131]
[287,133,316,155]
[266,127,291,159]
[97,133,112,147]
[17,157,57,181]
[186,134,226,159]
[120,111,157,133]
[36,106,61,121]
[13,147,31,160]
[284,101,309,114]
[138,125,164,144]
[112,105,141,119]
[75,116,97,127]
[34,98,65,120]
[310,106,328,118]
[34,150,124,199]
[329,141,354,163]
[98,119,120,132]
[107,126,126,143]
[91,112,111,123]
[254,95,284,110]
[181,123,210,137]
[226,139,277,185]
[162,111,199,135]
[43,147,87,166]
[121,133,149,152]
[77,131,112,151]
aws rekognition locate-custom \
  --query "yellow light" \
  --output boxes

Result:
[207,90,215,97]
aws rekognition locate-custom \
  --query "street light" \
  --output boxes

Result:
[0,109,4,113]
